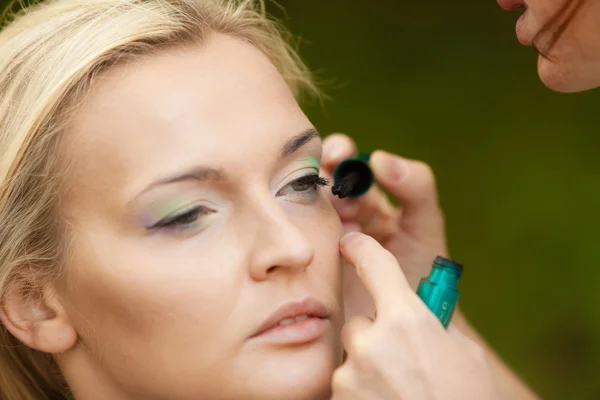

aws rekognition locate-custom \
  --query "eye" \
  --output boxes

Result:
[277,173,330,198]
[292,174,329,191]
[151,205,213,233]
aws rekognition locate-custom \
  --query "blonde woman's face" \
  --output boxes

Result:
[57,34,344,400]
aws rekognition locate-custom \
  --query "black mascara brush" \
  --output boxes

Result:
[331,153,374,199]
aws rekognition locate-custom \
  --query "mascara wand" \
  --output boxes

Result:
[331,152,374,199]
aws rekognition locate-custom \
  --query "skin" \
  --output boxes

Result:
[332,232,500,400]
[502,0,600,92]
[1,10,550,400]
[321,134,539,399]
[1,34,345,400]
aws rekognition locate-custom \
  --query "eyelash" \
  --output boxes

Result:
[151,205,211,231]
[287,174,330,192]
[151,173,329,232]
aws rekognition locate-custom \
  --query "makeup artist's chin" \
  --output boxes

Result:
[537,55,585,93]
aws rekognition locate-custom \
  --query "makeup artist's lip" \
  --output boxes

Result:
[516,11,532,46]
[497,0,531,45]
[250,297,331,345]
[497,0,526,11]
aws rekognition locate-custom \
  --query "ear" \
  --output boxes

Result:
[0,267,77,354]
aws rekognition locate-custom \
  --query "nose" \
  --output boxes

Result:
[245,199,315,281]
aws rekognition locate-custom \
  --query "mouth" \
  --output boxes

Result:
[497,0,526,11]
[250,297,332,345]
[498,0,532,45]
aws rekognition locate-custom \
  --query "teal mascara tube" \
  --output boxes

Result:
[417,256,463,328]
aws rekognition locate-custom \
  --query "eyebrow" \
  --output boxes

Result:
[139,128,320,196]
[279,128,320,160]
[141,167,227,195]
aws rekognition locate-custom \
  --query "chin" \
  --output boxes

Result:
[537,55,600,93]
[244,341,341,400]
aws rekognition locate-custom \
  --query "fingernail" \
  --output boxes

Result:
[340,231,362,246]
[373,151,408,182]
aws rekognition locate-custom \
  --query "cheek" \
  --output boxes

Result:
[311,194,344,245]
[305,198,344,290]
[62,229,245,373]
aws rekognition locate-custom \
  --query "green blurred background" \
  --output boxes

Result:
[269,1,600,399]
[3,0,600,398]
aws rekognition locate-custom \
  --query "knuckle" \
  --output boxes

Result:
[342,318,373,358]
[387,306,414,332]
[349,333,371,360]
[331,366,352,390]
[389,305,436,333]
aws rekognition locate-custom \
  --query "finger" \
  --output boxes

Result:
[370,150,446,244]
[322,134,398,240]
[321,133,359,220]
[322,133,356,172]
[342,221,362,233]
[346,188,397,241]
[321,134,360,220]
[341,316,373,352]
[331,365,359,399]
[332,190,397,241]
[340,232,412,313]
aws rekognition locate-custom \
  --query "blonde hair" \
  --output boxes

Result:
[0,1,317,398]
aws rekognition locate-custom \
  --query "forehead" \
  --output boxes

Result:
[66,34,311,198]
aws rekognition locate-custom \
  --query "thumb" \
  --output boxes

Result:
[370,150,446,243]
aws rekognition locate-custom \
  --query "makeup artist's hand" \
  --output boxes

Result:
[330,232,499,400]
[321,134,447,317]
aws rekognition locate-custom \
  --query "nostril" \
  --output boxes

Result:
[266,266,277,274]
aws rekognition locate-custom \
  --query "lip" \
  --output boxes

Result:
[516,11,532,45]
[497,0,531,45]
[250,297,331,344]
[497,0,526,11]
